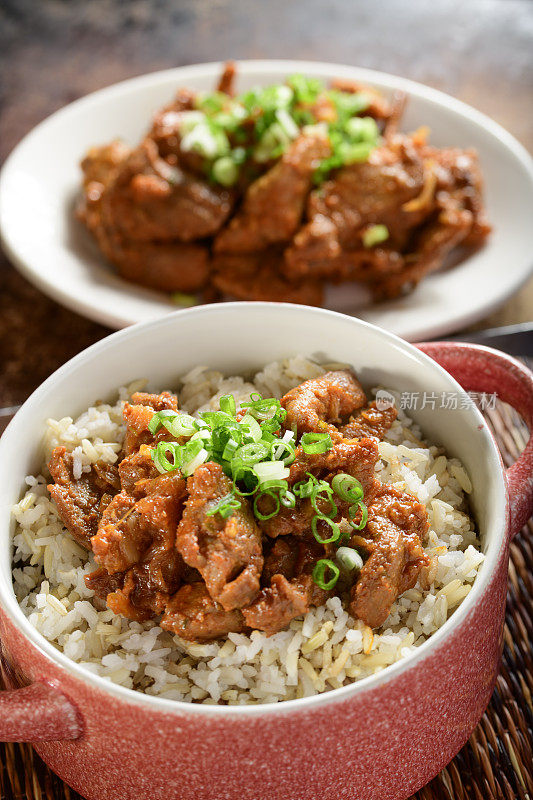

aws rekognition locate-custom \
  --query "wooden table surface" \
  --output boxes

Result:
[1,0,532,408]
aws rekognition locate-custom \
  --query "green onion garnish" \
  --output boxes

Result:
[331,473,364,503]
[348,501,368,531]
[362,224,389,248]
[146,390,367,573]
[312,559,340,591]
[175,74,380,186]
[311,515,341,544]
[211,155,239,187]
[300,432,333,455]
[219,394,236,416]
[206,493,242,519]
[170,292,198,307]
[254,490,281,520]
[336,547,363,572]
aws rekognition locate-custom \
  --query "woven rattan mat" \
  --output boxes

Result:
[1,399,532,800]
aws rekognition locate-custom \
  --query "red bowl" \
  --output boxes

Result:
[0,304,532,800]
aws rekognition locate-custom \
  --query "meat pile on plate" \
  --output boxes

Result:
[77,62,490,306]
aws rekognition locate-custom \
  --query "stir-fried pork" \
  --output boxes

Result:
[176,462,263,610]
[48,373,430,642]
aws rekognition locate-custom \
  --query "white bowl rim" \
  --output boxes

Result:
[1,59,533,338]
[0,302,507,717]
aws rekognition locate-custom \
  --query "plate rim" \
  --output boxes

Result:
[1,58,533,337]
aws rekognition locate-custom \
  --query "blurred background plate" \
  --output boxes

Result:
[1,59,533,339]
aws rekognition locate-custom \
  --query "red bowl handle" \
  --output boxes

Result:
[0,681,81,741]
[417,342,533,539]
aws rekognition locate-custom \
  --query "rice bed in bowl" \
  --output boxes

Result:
[11,357,484,705]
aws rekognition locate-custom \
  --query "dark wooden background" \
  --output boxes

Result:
[1,0,533,409]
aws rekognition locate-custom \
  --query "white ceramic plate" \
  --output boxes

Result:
[1,60,533,340]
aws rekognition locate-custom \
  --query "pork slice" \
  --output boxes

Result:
[350,485,429,628]
[342,401,398,441]
[281,369,366,439]
[48,447,118,549]
[214,134,331,253]
[176,462,263,610]
[162,583,244,641]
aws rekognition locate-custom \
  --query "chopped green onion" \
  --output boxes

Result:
[363,224,389,248]
[331,473,364,503]
[338,140,376,165]
[253,461,290,484]
[344,116,379,143]
[287,74,323,104]
[241,395,285,421]
[177,110,207,133]
[148,409,175,434]
[280,489,296,508]
[300,432,333,455]
[328,90,370,119]
[151,442,182,473]
[254,490,280,520]
[275,108,299,139]
[206,492,242,519]
[269,437,296,466]
[349,501,369,530]
[212,156,239,187]
[235,441,271,465]
[232,464,260,495]
[310,487,337,519]
[311,515,341,544]
[182,447,208,476]
[219,394,236,416]
[181,122,230,159]
[336,547,364,572]
[312,559,340,591]
[293,473,319,499]
[239,414,262,442]
[163,413,199,438]
[170,292,198,307]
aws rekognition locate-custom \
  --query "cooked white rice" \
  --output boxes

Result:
[11,357,484,705]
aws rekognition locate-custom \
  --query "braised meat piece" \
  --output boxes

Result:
[104,551,185,621]
[108,239,210,294]
[176,462,263,610]
[212,249,324,306]
[350,485,429,628]
[147,87,196,163]
[217,60,236,95]
[281,369,366,440]
[283,135,426,281]
[288,437,379,497]
[162,583,245,641]
[122,391,178,455]
[79,140,131,192]
[99,139,234,243]
[119,445,161,497]
[242,539,329,634]
[87,469,186,620]
[85,566,124,599]
[48,447,119,549]
[368,147,491,300]
[342,401,398,441]
[214,134,331,253]
[261,537,298,584]
[242,574,308,635]
[91,472,185,574]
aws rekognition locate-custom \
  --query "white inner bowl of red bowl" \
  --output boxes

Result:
[0,303,509,713]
